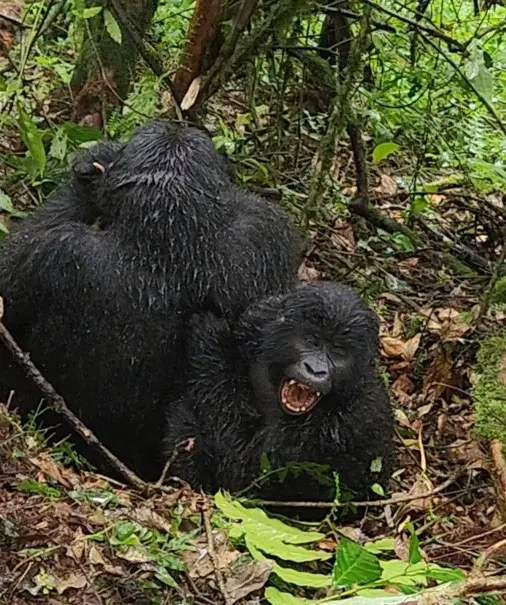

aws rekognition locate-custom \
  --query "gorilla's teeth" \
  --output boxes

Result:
[288,379,296,386]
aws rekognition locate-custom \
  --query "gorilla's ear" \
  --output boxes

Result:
[72,157,111,181]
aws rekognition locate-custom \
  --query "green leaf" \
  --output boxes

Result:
[372,142,399,163]
[370,457,383,473]
[16,103,46,177]
[364,538,396,554]
[370,483,385,497]
[333,539,382,587]
[0,192,14,213]
[247,533,331,562]
[104,9,122,44]
[406,523,422,565]
[81,6,102,19]
[155,567,178,588]
[410,196,429,215]
[379,560,429,587]
[425,566,465,583]
[49,129,68,161]
[214,491,324,544]
[264,588,308,605]
[465,41,494,103]
[247,539,330,588]
[63,122,103,144]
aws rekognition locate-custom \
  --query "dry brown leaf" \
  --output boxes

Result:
[298,262,322,282]
[29,453,76,488]
[422,307,471,342]
[376,174,398,196]
[180,76,201,111]
[55,572,87,595]
[422,346,453,399]
[392,312,404,338]
[381,333,421,362]
[391,375,414,406]
[448,439,487,469]
[225,560,272,604]
[182,532,241,579]
[402,477,435,513]
[330,218,356,252]
[130,507,172,533]
[381,336,405,358]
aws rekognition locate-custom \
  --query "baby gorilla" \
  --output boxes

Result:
[164,282,394,504]
[0,120,302,480]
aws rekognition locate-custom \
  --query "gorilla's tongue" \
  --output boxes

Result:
[279,378,322,415]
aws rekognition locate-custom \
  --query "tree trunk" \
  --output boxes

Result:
[71,0,158,128]
[172,0,224,102]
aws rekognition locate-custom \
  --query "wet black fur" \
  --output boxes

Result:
[164,281,395,503]
[0,120,303,479]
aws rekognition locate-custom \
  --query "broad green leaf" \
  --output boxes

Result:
[214,491,324,544]
[425,566,465,583]
[0,223,9,234]
[16,103,46,176]
[0,193,14,213]
[247,538,331,588]
[333,539,382,587]
[63,122,103,144]
[247,533,331,562]
[465,41,493,103]
[379,560,429,586]
[81,6,102,18]
[264,588,307,605]
[104,9,122,44]
[364,538,395,554]
[49,129,68,161]
[372,142,399,163]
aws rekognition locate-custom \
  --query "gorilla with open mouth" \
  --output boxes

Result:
[163,281,395,504]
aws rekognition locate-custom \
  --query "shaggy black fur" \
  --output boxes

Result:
[0,120,303,479]
[164,281,394,503]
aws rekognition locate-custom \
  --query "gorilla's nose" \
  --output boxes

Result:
[298,353,332,394]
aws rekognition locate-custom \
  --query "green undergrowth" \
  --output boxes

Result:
[214,492,472,605]
[472,329,506,447]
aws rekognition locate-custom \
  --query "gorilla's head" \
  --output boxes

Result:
[235,282,380,419]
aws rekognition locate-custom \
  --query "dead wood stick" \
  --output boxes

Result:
[202,497,233,605]
[0,299,147,492]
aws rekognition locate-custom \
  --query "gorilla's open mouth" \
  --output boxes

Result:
[279,378,323,415]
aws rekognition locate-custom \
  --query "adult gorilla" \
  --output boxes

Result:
[0,120,303,479]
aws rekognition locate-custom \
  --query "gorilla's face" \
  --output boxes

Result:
[248,282,380,418]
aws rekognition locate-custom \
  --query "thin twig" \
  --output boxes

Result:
[254,473,459,509]
[0,298,147,492]
[202,497,232,605]
[156,438,195,488]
